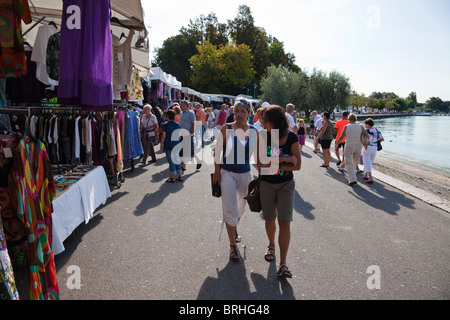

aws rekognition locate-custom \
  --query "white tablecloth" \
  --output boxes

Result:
[52,166,111,255]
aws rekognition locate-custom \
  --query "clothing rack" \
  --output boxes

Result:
[0,105,148,188]
[0,106,82,117]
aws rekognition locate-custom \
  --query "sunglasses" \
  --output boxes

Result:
[237,99,249,106]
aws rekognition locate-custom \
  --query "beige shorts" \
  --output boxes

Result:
[260,179,295,222]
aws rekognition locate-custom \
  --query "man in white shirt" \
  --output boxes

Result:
[285,103,298,133]
[314,112,323,153]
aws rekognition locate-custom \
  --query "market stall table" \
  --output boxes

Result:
[52,166,111,255]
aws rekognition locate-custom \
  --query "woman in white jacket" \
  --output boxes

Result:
[361,118,384,184]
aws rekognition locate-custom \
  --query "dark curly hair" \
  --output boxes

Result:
[262,105,289,138]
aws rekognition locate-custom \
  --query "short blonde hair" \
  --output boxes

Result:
[143,104,152,111]
[173,106,181,114]
[348,113,357,122]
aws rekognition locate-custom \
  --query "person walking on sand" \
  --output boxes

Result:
[315,112,333,167]
[362,118,384,184]
[334,111,349,171]
[335,113,370,186]
[257,105,301,278]
[212,100,258,262]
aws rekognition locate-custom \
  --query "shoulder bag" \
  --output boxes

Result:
[244,175,262,212]
[376,129,383,151]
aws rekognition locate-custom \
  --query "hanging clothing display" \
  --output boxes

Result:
[0,0,32,78]
[112,29,134,101]
[58,0,113,110]
[123,110,143,160]
[12,139,59,300]
[30,24,59,86]
[112,29,134,86]
[46,32,61,82]
[127,68,144,102]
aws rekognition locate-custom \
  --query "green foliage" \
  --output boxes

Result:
[228,5,270,82]
[268,38,301,73]
[426,97,444,112]
[154,4,303,95]
[189,41,255,94]
[259,65,308,109]
[153,34,197,87]
[305,69,351,114]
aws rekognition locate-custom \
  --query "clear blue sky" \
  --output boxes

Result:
[145,0,450,103]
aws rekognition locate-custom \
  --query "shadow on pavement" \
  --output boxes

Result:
[133,172,195,216]
[197,260,295,300]
[294,189,315,220]
[348,180,416,216]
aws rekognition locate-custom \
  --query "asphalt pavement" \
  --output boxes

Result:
[54,136,450,300]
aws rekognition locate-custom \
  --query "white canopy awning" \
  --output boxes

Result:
[201,94,223,103]
[23,0,151,77]
[181,87,200,96]
[236,95,261,105]
[209,94,237,101]
[181,87,213,103]
[149,67,182,90]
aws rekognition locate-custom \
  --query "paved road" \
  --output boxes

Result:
[55,138,450,300]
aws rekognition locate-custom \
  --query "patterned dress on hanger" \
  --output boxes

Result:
[12,139,59,300]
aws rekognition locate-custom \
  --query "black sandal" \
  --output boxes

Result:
[277,264,292,278]
[264,246,275,262]
[230,245,241,262]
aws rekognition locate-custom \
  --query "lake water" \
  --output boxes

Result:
[372,116,450,176]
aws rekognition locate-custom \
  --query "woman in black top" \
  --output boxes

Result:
[257,105,301,278]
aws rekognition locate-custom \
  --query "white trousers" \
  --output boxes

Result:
[362,146,377,173]
[220,169,252,227]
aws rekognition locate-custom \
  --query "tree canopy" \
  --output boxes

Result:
[153,5,300,95]
[189,41,255,93]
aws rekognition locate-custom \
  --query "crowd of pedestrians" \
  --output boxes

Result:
[137,99,384,279]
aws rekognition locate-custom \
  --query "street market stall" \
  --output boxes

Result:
[0,0,149,300]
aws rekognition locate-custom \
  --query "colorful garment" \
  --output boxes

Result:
[12,139,59,300]
[127,68,144,102]
[0,135,26,269]
[123,111,143,160]
[0,0,32,78]
[0,213,19,300]
[115,117,123,173]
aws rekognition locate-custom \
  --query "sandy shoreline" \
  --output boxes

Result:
[372,152,450,202]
